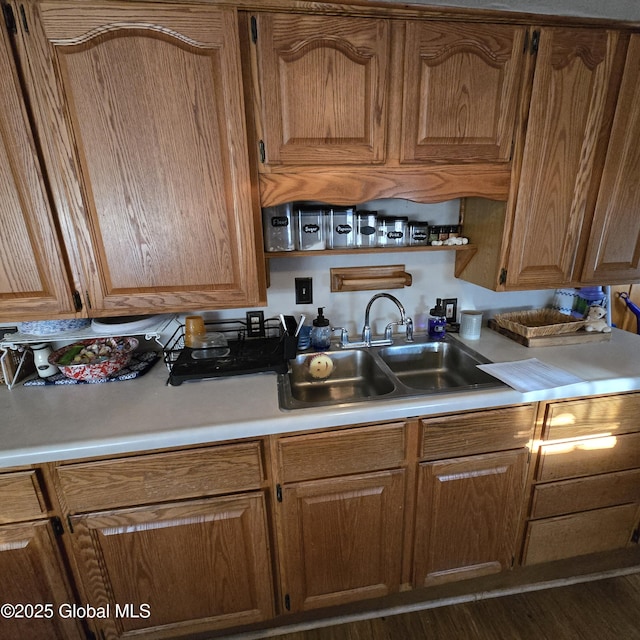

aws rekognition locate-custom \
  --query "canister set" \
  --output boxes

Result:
[262,203,463,252]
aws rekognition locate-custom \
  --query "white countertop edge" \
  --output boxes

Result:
[1,377,638,469]
[1,327,639,468]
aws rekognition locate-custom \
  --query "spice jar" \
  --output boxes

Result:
[262,203,295,252]
[355,211,378,248]
[296,206,326,251]
[377,216,408,247]
[409,221,430,246]
[327,207,355,249]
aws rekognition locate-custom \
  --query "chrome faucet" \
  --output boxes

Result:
[361,293,414,346]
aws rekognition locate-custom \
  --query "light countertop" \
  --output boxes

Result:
[1,327,639,468]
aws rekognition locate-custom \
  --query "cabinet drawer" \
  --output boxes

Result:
[0,470,46,523]
[537,431,640,482]
[531,468,640,519]
[523,503,640,565]
[278,422,405,483]
[420,405,535,461]
[543,392,640,440]
[57,441,264,512]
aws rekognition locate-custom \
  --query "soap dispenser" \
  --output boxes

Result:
[428,298,447,340]
[310,307,331,350]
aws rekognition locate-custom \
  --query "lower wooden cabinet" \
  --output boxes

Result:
[10,394,640,638]
[524,503,640,565]
[51,442,274,639]
[0,521,83,640]
[69,494,274,639]
[279,469,405,612]
[0,470,83,640]
[414,449,529,586]
[523,394,640,565]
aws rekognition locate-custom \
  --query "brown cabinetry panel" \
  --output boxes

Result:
[507,27,618,287]
[582,34,640,283]
[0,471,46,524]
[253,12,390,167]
[543,392,640,440]
[523,503,640,565]
[531,468,640,519]
[0,17,75,321]
[0,520,83,640]
[278,422,405,483]
[70,494,274,638]
[15,1,265,314]
[538,431,640,482]
[57,442,264,512]
[420,405,535,460]
[280,470,405,612]
[414,449,528,586]
[401,22,526,163]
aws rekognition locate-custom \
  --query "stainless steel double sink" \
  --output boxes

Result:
[278,336,504,410]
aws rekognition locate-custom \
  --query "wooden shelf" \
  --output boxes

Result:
[264,244,477,259]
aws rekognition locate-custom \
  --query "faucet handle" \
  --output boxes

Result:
[405,316,414,342]
[331,326,350,348]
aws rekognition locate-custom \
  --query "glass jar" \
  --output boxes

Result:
[377,216,408,247]
[354,211,378,248]
[262,203,295,252]
[327,206,355,249]
[296,206,326,251]
[409,221,430,246]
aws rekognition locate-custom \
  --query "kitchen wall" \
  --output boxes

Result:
[214,199,554,336]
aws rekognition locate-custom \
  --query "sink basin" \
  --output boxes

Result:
[279,350,395,410]
[278,337,504,410]
[377,340,499,391]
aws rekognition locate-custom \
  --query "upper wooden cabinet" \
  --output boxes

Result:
[250,13,517,206]
[9,0,265,317]
[581,33,640,284]
[401,22,526,163]
[252,12,390,166]
[506,27,619,288]
[0,16,77,321]
[457,26,639,290]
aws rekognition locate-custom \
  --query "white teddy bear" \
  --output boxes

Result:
[584,305,611,333]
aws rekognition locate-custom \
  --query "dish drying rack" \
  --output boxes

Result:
[163,317,297,385]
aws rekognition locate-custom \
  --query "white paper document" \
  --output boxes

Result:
[477,358,585,393]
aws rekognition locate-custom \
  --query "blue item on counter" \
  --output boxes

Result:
[575,286,606,317]
[428,298,447,340]
[297,325,311,350]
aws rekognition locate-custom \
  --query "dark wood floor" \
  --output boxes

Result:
[278,572,640,640]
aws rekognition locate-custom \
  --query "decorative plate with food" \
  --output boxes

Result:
[49,337,138,381]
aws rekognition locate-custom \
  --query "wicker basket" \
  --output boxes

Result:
[493,309,585,338]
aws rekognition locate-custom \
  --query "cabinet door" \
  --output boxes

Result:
[69,494,274,639]
[16,1,265,314]
[253,13,389,166]
[582,34,640,284]
[414,449,527,587]
[0,520,82,640]
[507,28,618,288]
[0,15,75,321]
[280,470,404,612]
[401,22,526,163]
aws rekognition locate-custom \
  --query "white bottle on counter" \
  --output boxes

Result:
[31,343,59,378]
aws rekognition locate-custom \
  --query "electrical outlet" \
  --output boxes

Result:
[295,277,313,304]
[246,310,265,337]
[442,298,458,323]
